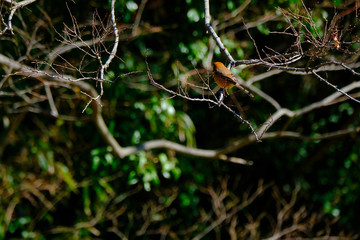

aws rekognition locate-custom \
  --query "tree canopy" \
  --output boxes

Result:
[1,0,360,239]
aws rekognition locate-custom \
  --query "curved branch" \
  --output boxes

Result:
[146,58,260,141]
[256,108,295,137]
[0,53,124,159]
[220,127,360,154]
[0,54,254,165]
[119,139,253,165]
[295,81,360,116]
[1,0,37,34]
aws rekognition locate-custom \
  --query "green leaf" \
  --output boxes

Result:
[83,186,92,217]
[190,41,208,61]
[56,162,77,192]
[257,23,270,35]
[126,1,138,12]
[187,8,200,22]
[92,156,101,171]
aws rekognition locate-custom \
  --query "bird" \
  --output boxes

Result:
[212,62,254,98]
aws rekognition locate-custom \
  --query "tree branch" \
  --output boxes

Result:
[0,54,255,165]
[1,0,37,35]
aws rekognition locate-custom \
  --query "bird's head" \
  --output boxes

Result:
[213,62,225,70]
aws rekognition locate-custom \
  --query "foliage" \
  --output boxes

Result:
[0,0,359,239]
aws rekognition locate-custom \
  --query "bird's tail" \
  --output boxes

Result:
[235,83,254,98]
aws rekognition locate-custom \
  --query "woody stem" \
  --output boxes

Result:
[218,89,224,106]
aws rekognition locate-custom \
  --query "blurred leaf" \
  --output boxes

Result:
[83,186,92,217]
[56,162,77,192]
[189,40,208,62]
[92,156,101,171]
[187,8,200,22]
[21,230,36,238]
[126,1,138,12]
[257,23,270,35]
[339,102,354,115]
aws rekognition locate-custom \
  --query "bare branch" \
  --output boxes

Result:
[0,54,257,165]
[204,0,235,64]
[44,83,59,117]
[132,0,148,36]
[98,0,119,95]
[1,0,36,35]
[146,58,260,141]
[312,71,360,104]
